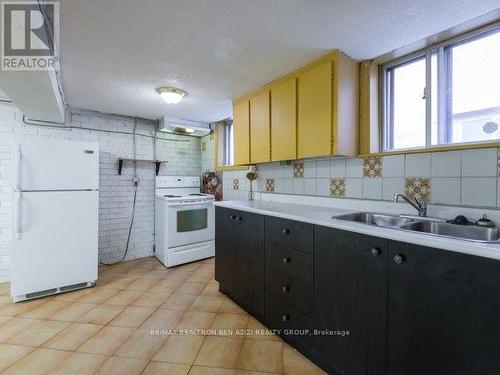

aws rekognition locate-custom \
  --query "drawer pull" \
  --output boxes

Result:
[393,254,405,264]
[282,228,290,235]
[370,247,381,256]
[282,314,290,323]
[281,285,289,294]
[282,257,290,264]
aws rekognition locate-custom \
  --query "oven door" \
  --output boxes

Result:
[167,201,214,248]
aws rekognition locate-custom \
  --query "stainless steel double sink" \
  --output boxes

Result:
[334,212,500,243]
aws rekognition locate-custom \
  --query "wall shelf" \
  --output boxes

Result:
[118,158,168,176]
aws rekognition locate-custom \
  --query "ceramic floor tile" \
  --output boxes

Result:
[189,366,236,375]
[194,335,243,369]
[51,352,107,375]
[237,339,283,373]
[0,296,11,308]
[175,282,206,295]
[160,293,197,311]
[105,290,142,306]
[140,308,184,331]
[131,290,171,308]
[201,282,222,297]
[108,306,155,328]
[219,298,246,315]
[201,257,215,265]
[0,344,35,372]
[77,326,134,355]
[137,270,170,280]
[114,329,167,360]
[197,264,215,272]
[245,317,280,341]
[0,299,45,317]
[53,288,92,302]
[77,287,119,304]
[164,271,192,282]
[42,323,103,351]
[176,311,217,333]
[2,347,70,375]
[18,300,71,320]
[50,303,98,322]
[186,271,214,283]
[148,280,180,295]
[142,361,190,375]
[0,316,12,325]
[96,277,136,290]
[153,334,205,364]
[77,303,125,325]
[189,295,225,313]
[210,313,249,337]
[0,283,10,295]
[7,320,69,347]
[283,344,326,374]
[0,318,41,343]
[95,356,148,375]
[123,278,159,291]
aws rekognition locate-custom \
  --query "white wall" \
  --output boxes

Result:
[0,103,201,282]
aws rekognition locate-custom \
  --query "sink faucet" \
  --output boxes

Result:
[393,193,427,217]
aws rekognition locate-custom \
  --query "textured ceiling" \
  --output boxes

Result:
[60,0,500,122]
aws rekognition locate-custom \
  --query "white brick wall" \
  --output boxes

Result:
[0,103,201,282]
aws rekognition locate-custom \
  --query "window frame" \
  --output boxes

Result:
[222,120,234,166]
[380,23,500,152]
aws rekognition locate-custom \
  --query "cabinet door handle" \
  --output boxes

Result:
[370,247,381,257]
[229,215,236,220]
[282,257,290,264]
[393,254,405,264]
[281,285,289,294]
[282,228,290,235]
[236,217,243,222]
[282,314,290,323]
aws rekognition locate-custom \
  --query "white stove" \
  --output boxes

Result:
[155,176,215,267]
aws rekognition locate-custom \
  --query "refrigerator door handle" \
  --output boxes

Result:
[15,192,23,239]
[15,145,22,191]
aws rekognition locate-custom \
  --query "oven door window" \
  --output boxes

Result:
[177,208,208,233]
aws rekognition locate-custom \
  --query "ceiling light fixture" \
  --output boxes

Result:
[156,87,186,104]
[184,128,195,133]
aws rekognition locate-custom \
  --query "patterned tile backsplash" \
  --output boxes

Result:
[221,147,500,208]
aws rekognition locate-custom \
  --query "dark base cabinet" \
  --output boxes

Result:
[215,207,264,316]
[388,241,500,375]
[215,207,500,375]
[314,226,388,375]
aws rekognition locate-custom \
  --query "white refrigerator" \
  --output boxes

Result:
[11,139,99,302]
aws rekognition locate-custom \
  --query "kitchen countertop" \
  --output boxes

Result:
[214,199,500,261]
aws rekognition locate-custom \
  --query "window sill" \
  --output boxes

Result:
[359,140,500,157]
[215,165,249,172]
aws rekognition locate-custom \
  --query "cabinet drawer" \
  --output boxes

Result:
[265,292,313,334]
[265,216,313,253]
[265,268,313,316]
[265,242,313,284]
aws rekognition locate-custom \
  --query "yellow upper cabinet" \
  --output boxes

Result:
[297,52,359,158]
[233,99,250,165]
[297,61,333,159]
[250,91,271,164]
[232,50,358,164]
[271,79,296,161]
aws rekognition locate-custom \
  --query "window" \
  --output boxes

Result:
[383,26,500,151]
[222,120,234,166]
